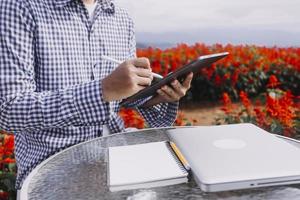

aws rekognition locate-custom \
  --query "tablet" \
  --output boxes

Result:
[121,52,229,106]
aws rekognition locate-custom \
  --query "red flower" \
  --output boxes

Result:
[214,75,222,86]
[223,73,230,80]
[254,107,267,128]
[222,92,231,105]
[0,191,9,200]
[221,92,232,114]
[239,91,251,111]
[266,91,296,129]
[4,135,14,151]
[267,75,280,88]
[2,157,15,164]
[231,70,240,86]
[119,108,146,129]
[174,112,185,126]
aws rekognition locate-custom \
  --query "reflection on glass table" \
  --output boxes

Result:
[21,127,300,200]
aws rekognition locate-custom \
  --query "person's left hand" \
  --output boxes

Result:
[142,72,193,107]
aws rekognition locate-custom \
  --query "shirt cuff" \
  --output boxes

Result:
[73,80,111,125]
[138,101,179,127]
[122,96,152,108]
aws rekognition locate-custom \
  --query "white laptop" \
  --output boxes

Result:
[167,123,300,192]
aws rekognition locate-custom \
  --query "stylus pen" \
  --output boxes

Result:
[101,55,163,79]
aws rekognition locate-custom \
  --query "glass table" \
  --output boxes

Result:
[21,127,300,200]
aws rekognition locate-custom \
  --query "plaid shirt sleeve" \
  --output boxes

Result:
[125,18,179,127]
[0,1,111,133]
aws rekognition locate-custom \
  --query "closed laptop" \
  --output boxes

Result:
[167,123,300,192]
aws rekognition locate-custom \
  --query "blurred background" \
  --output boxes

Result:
[117,0,300,47]
[116,0,300,135]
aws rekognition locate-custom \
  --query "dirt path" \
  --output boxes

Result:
[179,102,224,126]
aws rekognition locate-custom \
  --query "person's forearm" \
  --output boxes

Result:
[0,80,110,133]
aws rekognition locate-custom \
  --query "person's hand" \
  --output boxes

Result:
[143,72,193,107]
[102,58,153,102]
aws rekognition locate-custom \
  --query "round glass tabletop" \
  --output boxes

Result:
[22,127,300,200]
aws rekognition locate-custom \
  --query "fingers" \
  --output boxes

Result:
[155,73,194,103]
[171,80,185,97]
[157,89,174,102]
[136,85,146,91]
[160,86,181,101]
[183,72,193,88]
[136,76,152,86]
[135,68,153,79]
[129,58,153,81]
[134,67,153,86]
[131,57,151,69]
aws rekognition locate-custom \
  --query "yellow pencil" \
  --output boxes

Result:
[169,142,191,171]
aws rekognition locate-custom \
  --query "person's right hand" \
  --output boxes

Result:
[102,58,153,102]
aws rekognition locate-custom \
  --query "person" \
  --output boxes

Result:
[0,0,193,191]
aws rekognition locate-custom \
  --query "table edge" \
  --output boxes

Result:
[20,127,173,200]
[20,126,299,200]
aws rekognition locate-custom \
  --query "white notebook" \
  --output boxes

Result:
[108,141,188,192]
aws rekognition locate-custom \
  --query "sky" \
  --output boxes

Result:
[116,0,300,47]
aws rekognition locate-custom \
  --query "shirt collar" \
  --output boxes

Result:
[54,0,115,13]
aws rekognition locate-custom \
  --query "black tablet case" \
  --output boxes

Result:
[121,52,229,106]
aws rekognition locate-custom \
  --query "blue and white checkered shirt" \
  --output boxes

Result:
[0,0,178,189]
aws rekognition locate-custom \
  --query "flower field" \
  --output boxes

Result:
[0,131,15,200]
[0,43,300,199]
[125,43,300,136]
[137,43,299,101]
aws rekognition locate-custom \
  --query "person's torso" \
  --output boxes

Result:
[14,0,134,188]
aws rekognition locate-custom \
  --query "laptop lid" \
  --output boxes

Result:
[167,124,300,186]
